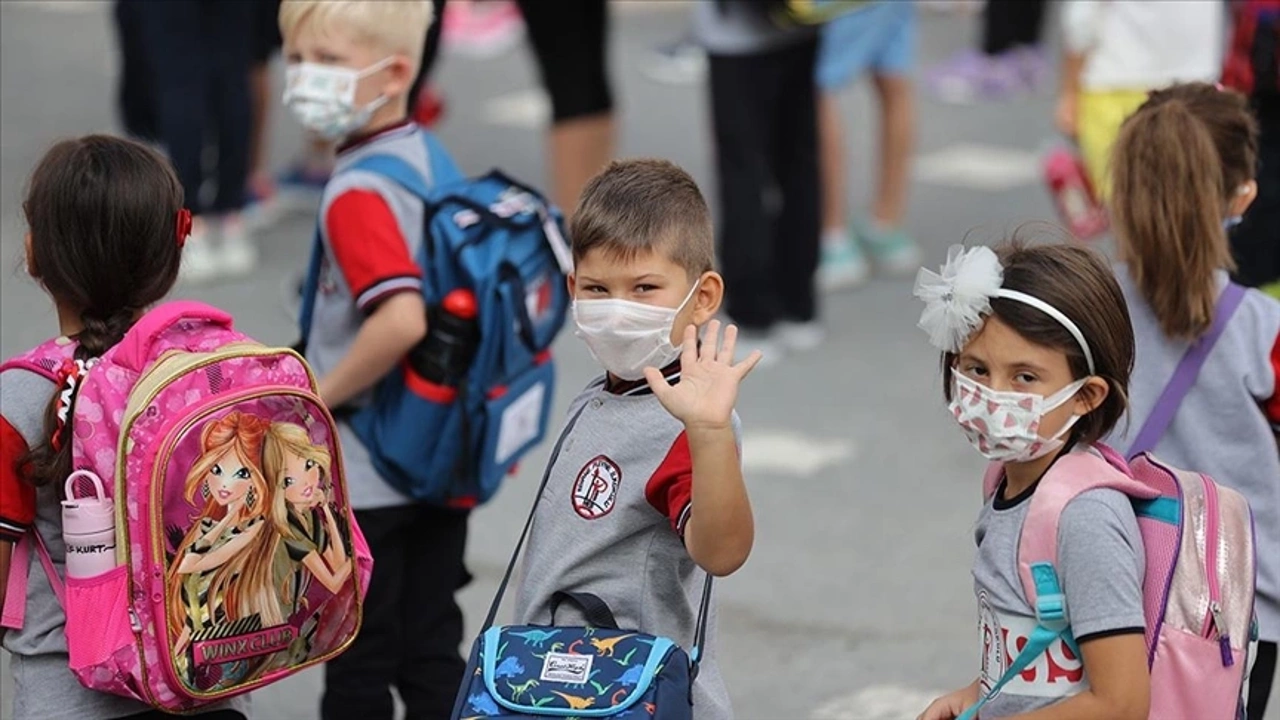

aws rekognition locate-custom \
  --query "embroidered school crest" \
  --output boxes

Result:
[571,455,621,519]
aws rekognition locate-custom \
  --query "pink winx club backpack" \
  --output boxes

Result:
[1,301,373,712]
[960,284,1257,720]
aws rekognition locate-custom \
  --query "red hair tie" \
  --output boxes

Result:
[175,208,193,247]
[50,358,96,451]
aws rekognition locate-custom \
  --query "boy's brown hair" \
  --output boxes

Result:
[570,159,715,278]
[940,236,1136,446]
[1111,82,1259,340]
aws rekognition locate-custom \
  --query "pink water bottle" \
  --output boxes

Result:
[62,470,117,578]
[1043,144,1109,241]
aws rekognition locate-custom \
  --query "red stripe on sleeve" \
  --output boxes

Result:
[0,416,36,542]
[1265,332,1280,425]
[645,432,693,536]
[324,189,423,312]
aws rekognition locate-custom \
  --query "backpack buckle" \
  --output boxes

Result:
[1029,562,1070,632]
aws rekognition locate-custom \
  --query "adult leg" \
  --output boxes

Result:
[982,0,1046,55]
[709,49,785,331]
[769,39,821,325]
[207,0,254,216]
[321,506,415,720]
[137,0,208,215]
[409,0,449,109]
[114,0,157,141]
[515,0,614,214]
[818,92,847,239]
[1248,640,1277,720]
[395,505,470,719]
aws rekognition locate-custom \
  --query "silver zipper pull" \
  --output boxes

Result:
[1211,602,1234,667]
[128,607,142,633]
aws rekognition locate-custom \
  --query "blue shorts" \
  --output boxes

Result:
[816,1,917,89]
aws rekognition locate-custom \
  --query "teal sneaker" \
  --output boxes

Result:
[858,221,922,277]
[818,235,871,292]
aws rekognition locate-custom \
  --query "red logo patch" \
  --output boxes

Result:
[571,455,621,520]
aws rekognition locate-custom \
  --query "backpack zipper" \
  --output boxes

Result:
[1199,474,1233,666]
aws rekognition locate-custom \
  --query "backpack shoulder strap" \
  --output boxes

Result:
[2,530,65,631]
[1128,283,1247,456]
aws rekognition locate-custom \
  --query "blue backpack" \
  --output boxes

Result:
[299,130,572,507]
[451,407,712,720]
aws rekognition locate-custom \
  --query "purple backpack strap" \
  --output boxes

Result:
[1128,283,1248,456]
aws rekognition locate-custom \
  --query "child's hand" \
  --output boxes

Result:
[918,681,980,720]
[644,320,762,431]
[1055,90,1079,139]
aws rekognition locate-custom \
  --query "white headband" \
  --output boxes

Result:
[913,245,1096,375]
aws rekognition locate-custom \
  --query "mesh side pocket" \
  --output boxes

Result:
[64,565,135,675]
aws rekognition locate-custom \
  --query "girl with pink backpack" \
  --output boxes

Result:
[0,136,246,718]
[914,240,1257,719]
[0,135,372,719]
[1105,83,1280,720]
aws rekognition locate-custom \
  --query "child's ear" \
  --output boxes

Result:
[1230,180,1258,218]
[1072,376,1111,417]
[383,54,414,99]
[566,273,577,297]
[690,271,724,325]
[24,232,37,278]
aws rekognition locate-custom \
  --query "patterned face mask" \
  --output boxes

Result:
[282,58,393,141]
[949,371,1088,463]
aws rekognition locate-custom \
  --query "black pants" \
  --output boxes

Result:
[409,0,612,123]
[1250,640,1278,720]
[321,504,470,720]
[982,0,1046,55]
[131,0,254,215]
[709,39,821,330]
[114,0,156,141]
[1231,100,1280,288]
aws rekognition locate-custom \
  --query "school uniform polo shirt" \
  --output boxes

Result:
[514,364,740,720]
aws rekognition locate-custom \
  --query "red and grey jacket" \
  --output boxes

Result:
[1223,0,1280,96]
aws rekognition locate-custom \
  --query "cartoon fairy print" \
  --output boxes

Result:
[263,421,352,663]
[166,411,286,689]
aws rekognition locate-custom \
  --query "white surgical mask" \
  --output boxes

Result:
[573,283,699,381]
[282,58,393,141]
[949,372,1088,463]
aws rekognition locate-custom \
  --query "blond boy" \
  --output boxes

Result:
[279,3,469,717]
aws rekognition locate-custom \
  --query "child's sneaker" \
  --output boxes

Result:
[926,49,1026,104]
[774,320,825,352]
[180,222,222,285]
[858,221,921,277]
[642,39,707,86]
[819,231,871,292]
[442,0,524,59]
[219,215,258,278]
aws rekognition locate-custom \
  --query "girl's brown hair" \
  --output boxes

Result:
[21,135,184,488]
[940,235,1136,446]
[1111,83,1259,340]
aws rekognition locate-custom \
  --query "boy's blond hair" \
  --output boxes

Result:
[279,0,433,70]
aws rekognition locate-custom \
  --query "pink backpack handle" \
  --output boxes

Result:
[113,301,233,372]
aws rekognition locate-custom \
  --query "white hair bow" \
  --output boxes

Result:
[912,244,1004,353]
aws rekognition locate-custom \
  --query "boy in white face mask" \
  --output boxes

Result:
[513,159,762,720]
[914,240,1151,720]
[278,3,472,719]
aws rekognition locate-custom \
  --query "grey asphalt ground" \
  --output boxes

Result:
[2,2,1272,719]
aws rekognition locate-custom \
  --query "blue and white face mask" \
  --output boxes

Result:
[1224,215,1244,231]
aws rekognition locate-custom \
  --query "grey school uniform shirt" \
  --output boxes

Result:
[972,447,1146,717]
[514,367,739,720]
[0,365,250,720]
[1106,267,1280,641]
[307,121,457,510]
